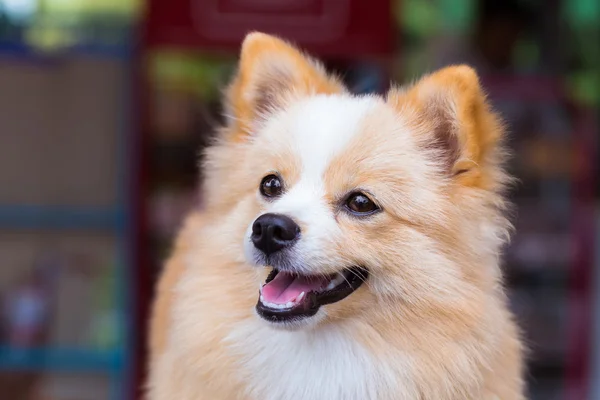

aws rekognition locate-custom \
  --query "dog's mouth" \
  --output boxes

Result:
[256,267,368,323]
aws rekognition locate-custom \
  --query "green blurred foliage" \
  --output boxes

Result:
[0,0,140,51]
[396,0,599,107]
[149,51,236,101]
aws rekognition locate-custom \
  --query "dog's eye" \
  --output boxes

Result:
[345,192,379,215]
[260,174,283,198]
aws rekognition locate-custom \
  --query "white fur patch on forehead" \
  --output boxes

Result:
[287,94,379,178]
[253,94,380,275]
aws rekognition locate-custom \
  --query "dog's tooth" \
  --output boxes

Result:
[297,292,305,302]
[328,275,345,290]
[326,278,340,290]
[262,298,300,309]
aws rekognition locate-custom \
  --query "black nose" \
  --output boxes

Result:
[251,213,300,256]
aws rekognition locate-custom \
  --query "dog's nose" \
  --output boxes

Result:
[251,213,300,256]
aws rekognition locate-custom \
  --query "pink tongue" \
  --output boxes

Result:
[262,272,327,304]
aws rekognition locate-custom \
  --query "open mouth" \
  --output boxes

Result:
[256,267,369,323]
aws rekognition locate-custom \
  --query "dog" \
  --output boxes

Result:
[148,32,524,400]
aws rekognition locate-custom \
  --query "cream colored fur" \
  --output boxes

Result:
[147,32,524,400]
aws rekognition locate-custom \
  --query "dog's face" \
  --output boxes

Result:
[204,33,509,330]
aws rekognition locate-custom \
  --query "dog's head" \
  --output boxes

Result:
[203,33,510,330]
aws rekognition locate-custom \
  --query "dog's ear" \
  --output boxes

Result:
[388,65,505,189]
[224,32,345,139]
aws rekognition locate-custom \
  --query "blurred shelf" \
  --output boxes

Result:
[0,41,133,60]
[0,205,123,230]
[0,347,124,372]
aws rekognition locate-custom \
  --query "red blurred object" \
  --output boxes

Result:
[145,0,393,58]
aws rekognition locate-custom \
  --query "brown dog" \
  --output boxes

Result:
[148,32,524,400]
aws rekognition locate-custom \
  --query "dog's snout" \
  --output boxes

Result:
[251,213,300,256]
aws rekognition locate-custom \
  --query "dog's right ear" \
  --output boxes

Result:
[224,32,345,139]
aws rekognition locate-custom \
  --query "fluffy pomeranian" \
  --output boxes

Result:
[148,32,524,400]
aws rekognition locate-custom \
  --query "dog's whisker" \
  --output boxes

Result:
[344,266,370,282]
[338,271,352,287]
[343,267,375,290]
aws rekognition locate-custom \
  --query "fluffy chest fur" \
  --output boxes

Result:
[224,322,408,400]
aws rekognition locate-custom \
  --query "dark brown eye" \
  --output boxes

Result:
[345,192,379,215]
[260,174,283,198]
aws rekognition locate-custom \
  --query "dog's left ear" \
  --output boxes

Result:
[388,66,505,188]
[224,32,345,139]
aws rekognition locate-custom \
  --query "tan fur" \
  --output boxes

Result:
[148,33,524,400]
[224,32,345,141]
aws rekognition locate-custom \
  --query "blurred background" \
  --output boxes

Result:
[0,0,598,399]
